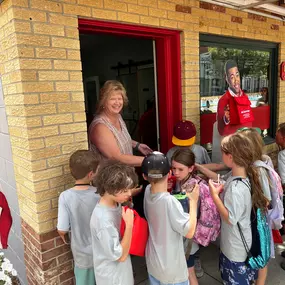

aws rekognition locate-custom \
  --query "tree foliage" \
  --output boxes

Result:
[208,47,270,78]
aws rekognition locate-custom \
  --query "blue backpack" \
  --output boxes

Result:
[235,178,271,269]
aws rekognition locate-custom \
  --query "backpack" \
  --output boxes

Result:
[253,160,284,230]
[192,177,221,246]
[235,178,271,269]
[172,175,221,247]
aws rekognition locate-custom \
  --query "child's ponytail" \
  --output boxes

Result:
[246,164,268,212]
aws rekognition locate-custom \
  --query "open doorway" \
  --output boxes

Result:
[79,19,182,154]
[78,19,182,284]
[80,33,159,151]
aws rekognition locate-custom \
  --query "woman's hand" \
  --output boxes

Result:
[138,143,153,156]
[209,179,224,197]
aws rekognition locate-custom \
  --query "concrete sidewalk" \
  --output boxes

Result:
[133,243,285,285]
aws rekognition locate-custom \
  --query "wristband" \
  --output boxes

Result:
[134,142,140,152]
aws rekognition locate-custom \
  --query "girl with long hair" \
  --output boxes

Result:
[171,148,201,285]
[209,133,268,285]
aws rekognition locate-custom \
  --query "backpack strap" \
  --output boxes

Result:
[233,177,251,193]
[237,223,252,258]
[232,178,253,259]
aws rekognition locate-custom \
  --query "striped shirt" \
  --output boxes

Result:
[89,114,133,160]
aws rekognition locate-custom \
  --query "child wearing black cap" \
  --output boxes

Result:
[142,152,199,285]
[166,120,211,166]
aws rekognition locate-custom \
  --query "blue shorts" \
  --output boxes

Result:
[219,252,258,285]
[149,274,189,285]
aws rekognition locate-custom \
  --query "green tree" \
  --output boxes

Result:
[209,47,269,78]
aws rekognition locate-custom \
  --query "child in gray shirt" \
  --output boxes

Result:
[90,161,138,285]
[142,152,199,285]
[209,133,269,284]
[57,150,100,285]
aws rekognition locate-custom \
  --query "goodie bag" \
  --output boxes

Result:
[120,207,149,257]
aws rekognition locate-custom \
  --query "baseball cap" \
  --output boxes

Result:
[172,120,196,146]
[142,151,170,178]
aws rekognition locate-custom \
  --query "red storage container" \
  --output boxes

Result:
[120,207,149,257]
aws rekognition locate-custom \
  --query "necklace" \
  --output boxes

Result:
[74,184,90,186]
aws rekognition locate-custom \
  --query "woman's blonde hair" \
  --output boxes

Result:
[221,133,268,212]
[96,80,128,113]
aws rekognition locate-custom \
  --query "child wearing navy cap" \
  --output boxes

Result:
[142,152,199,285]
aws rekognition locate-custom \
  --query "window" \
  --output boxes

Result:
[199,35,278,146]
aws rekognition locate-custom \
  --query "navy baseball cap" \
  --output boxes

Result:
[142,151,170,178]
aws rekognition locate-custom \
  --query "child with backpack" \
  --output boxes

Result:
[166,120,210,279]
[57,150,100,285]
[209,133,270,285]
[171,148,220,285]
[90,161,138,285]
[142,152,199,285]
[239,128,284,284]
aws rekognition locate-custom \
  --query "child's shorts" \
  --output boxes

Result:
[149,274,189,285]
[74,267,96,285]
[219,252,258,285]
[186,254,195,268]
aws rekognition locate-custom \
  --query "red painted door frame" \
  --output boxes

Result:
[78,19,182,153]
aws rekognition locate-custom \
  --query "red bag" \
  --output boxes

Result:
[120,207,149,257]
[229,95,254,125]
[272,229,283,244]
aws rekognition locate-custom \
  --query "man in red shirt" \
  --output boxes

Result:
[217,60,253,136]
[212,60,253,162]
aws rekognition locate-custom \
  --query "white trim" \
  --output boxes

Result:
[152,40,160,152]
[203,0,285,21]
[239,0,279,10]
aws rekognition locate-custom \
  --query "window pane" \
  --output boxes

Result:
[200,46,271,141]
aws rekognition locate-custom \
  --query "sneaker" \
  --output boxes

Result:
[281,250,285,258]
[281,260,285,271]
[194,256,204,278]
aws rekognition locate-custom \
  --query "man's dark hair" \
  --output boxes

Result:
[224,60,238,77]
[94,161,138,196]
[69,150,100,180]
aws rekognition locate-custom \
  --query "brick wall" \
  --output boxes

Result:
[0,0,284,284]
[21,220,74,285]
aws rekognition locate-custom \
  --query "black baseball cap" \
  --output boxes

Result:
[142,151,170,178]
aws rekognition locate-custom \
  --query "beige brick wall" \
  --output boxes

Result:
[0,0,284,235]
